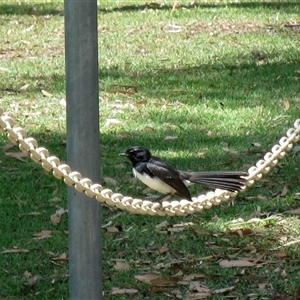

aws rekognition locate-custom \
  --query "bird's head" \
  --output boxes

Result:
[119,146,151,163]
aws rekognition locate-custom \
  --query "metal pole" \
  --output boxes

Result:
[64,0,102,299]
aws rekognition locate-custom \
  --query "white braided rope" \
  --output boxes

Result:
[0,107,299,216]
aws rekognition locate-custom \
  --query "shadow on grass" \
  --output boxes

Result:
[99,1,299,13]
[0,3,63,16]
[100,58,300,105]
[11,49,300,108]
[1,1,298,16]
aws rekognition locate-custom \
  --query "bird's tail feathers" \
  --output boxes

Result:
[181,171,248,192]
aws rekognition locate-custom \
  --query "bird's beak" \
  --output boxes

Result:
[119,152,127,156]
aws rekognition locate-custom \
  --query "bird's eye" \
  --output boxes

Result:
[136,153,144,159]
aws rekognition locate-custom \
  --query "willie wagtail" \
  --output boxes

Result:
[119,146,248,202]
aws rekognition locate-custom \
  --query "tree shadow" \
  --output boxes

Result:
[99,1,299,13]
[0,3,63,16]
[10,48,299,107]
[1,1,298,16]
[100,56,300,106]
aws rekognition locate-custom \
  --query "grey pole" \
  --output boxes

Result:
[64,0,102,299]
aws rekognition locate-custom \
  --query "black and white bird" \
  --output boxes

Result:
[119,146,248,202]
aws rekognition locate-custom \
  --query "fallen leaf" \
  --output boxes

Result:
[33,230,52,239]
[251,142,262,147]
[116,134,128,139]
[189,281,210,293]
[228,228,254,237]
[143,126,154,131]
[135,273,161,284]
[19,101,36,108]
[51,252,68,263]
[193,229,210,236]
[5,152,28,162]
[59,98,66,107]
[173,222,194,228]
[156,221,169,230]
[279,185,288,197]
[20,84,30,91]
[24,275,42,288]
[104,118,122,127]
[273,251,288,259]
[50,208,67,226]
[0,143,15,150]
[115,163,125,169]
[111,287,138,295]
[279,236,288,242]
[142,187,153,194]
[25,123,38,127]
[258,283,269,290]
[106,89,135,95]
[155,244,169,254]
[197,152,205,158]
[219,259,255,268]
[23,271,32,278]
[168,289,182,298]
[185,292,212,299]
[183,273,219,281]
[282,99,290,110]
[168,227,185,233]
[106,226,122,234]
[25,24,34,32]
[165,24,183,33]
[103,177,117,186]
[285,207,300,215]
[134,100,147,106]
[2,167,19,172]
[222,147,239,154]
[114,261,130,271]
[112,84,138,91]
[22,111,41,117]
[2,248,29,254]
[281,269,287,278]
[41,89,53,97]
[151,276,178,287]
[19,211,41,217]
[50,214,61,226]
[165,135,178,140]
[257,194,267,200]
[213,286,235,294]
[49,197,62,202]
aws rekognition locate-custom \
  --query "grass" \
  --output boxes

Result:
[0,0,300,299]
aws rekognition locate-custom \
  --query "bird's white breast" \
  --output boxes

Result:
[133,168,176,194]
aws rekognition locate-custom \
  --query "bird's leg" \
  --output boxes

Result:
[154,193,171,203]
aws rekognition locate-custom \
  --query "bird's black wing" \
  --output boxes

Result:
[147,157,192,201]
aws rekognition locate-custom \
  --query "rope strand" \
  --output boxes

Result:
[1,107,299,216]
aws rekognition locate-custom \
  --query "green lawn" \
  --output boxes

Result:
[0,1,300,299]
